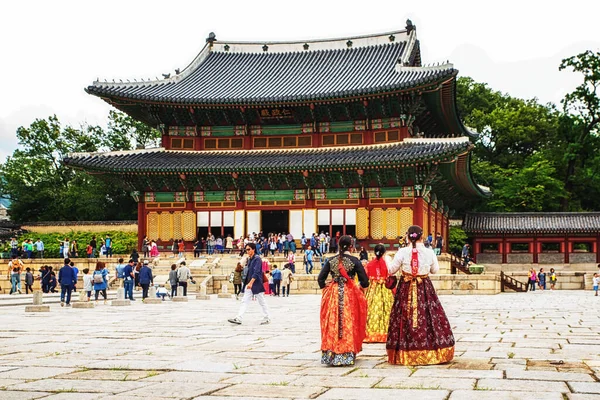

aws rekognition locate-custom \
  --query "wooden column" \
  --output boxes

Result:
[473,238,478,263]
[502,238,509,264]
[532,238,538,264]
[413,197,424,228]
[596,234,600,263]
[137,202,146,251]
[564,238,570,264]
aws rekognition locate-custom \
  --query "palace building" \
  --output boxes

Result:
[65,21,489,249]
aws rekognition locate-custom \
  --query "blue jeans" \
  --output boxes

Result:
[306,260,313,274]
[124,280,134,300]
[207,245,213,255]
[61,284,73,304]
[106,247,112,257]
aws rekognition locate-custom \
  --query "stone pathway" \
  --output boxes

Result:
[0,290,599,399]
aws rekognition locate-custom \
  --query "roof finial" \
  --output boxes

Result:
[162,73,170,79]
[175,68,180,74]
[262,44,269,52]
[206,32,217,45]
[406,19,416,34]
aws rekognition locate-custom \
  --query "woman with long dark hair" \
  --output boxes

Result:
[364,244,394,343]
[317,235,369,366]
[386,225,454,365]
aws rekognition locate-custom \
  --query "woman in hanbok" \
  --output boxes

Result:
[386,225,454,365]
[364,244,394,343]
[150,240,159,257]
[318,235,369,366]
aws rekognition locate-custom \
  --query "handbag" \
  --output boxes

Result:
[384,275,397,290]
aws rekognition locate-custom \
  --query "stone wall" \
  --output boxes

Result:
[507,253,533,264]
[569,253,596,264]
[476,254,502,264]
[431,274,500,295]
[538,253,564,264]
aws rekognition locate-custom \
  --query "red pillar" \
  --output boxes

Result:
[596,234,600,263]
[473,238,478,263]
[564,238,570,264]
[533,237,538,264]
[137,202,146,251]
[413,197,424,228]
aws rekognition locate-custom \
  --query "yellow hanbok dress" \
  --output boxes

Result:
[364,257,394,343]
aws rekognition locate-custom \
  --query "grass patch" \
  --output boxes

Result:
[507,352,515,359]
[268,381,289,386]
[146,370,160,378]
[109,366,130,371]
[53,388,76,393]
[408,366,418,375]
[233,363,242,370]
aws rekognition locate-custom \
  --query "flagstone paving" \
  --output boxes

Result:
[0,290,599,399]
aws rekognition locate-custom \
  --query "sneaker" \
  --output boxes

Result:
[228,317,242,325]
[260,318,271,325]
[65,304,71,307]
[60,302,64,307]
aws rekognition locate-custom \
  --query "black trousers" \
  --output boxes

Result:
[234,284,242,295]
[179,281,188,296]
[95,289,107,300]
[141,283,150,299]
[273,279,281,296]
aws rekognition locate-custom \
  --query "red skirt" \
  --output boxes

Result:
[386,275,454,365]
[320,279,367,366]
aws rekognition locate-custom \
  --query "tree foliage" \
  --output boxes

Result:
[0,112,160,223]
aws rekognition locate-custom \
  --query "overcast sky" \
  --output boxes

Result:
[1,0,599,161]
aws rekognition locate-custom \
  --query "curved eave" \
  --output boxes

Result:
[440,151,490,199]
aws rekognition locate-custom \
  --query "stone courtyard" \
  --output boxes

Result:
[0,290,599,399]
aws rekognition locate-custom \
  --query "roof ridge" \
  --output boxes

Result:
[68,147,165,159]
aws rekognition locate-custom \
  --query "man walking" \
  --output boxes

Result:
[105,235,113,258]
[139,260,153,299]
[122,259,135,301]
[58,258,76,307]
[35,238,44,259]
[228,243,270,325]
[176,261,193,296]
[272,264,282,297]
[434,232,443,255]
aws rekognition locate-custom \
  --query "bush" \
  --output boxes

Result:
[448,226,468,255]
[2,230,138,258]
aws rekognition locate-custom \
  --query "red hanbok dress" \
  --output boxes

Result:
[317,254,369,366]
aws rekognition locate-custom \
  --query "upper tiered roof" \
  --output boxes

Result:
[86,24,456,106]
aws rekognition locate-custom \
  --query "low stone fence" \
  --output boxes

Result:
[505,271,587,290]
[21,221,137,234]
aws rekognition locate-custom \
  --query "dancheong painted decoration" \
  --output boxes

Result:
[64,20,490,248]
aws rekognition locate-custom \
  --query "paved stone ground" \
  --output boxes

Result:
[0,290,599,399]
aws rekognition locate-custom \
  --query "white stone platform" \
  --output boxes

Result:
[0,291,599,399]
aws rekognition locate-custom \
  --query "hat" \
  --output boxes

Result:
[143,260,149,265]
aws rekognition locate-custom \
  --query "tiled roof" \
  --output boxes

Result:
[463,212,600,235]
[86,29,456,105]
[63,138,471,174]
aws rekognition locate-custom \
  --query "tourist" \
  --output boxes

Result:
[130,249,140,264]
[386,225,455,365]
[123,259,135,301]
[287,251,296,274]
[169,264,178,297]
[434,232,443,255]
[228,242,271,325]
[359,246,369,262]
[300,233,307,253]
[281,263,293,297]
[233,262,243,299]
[24,267,34,294]
[549,268,557,290]
[528,268,537,291]
[594,273,600,296]
[23,239,33,259]
[538,268,546,291]
[139,260,154,299]
[427,233,433,246]
[269,238,277,256]
[178,239,185,258]
[225,234,233,254]
[70,240,79,258]
[115,258,126,287]
[89,236,97,258]
[207,235,215,255]
[304,246,315,274]
[93,262,109,304]
[283,238,290,258]
[317,235,369,366]
[34,238,44,259]
[7,256,23,294]
[48,271,57,293]
[150,240,159,258]
[58,258,76,307]
[156,284,169,300]
[215,236,223,254]
[105,235,113,258]
[266,270,273,295]
[134,262,142,291]
[194,238,203,257]
[237,236,245,256]
[271,264,282,296]
[69,261,79,292]
[86,243,93,258]
[364,244,394,343]
[461,243,470,266]
[10,237,18,258]
[142,235,150,258]
[176,261,193,296]
[40,266,50,293]
[82,268,92,301]
[99,241,107,257]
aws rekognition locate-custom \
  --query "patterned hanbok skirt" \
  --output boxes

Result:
[364,279,394,343]
[320,278,367,366]
[386,273,454,365]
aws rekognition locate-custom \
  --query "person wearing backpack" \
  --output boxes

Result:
[93,262,109,304]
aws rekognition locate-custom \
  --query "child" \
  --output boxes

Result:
[156,284,169,301]
[267,271,274,296]
[82,268,93,301]
[549,268,557,290]
[25,267,34,294]
[593,273,599,297]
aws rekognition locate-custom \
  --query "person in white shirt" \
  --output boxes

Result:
[386,225,454,366]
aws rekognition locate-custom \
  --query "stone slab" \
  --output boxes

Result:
[0,392,51,400]
[196,295,211,300]
[25,305,50,312]
[449,391,564,400]
[376,376,476,390]
[172,296,188,302]
[111,299,131,306]
[72,302,94,309]
[506,369,594,382]
[213,383,326,398]
[125,382,227,397]
[477,378,569,392]
[318,388,449,400]
[0,367,79,380]
[218,293,234,299]
[143,298,163,304]
[569,382,600,394]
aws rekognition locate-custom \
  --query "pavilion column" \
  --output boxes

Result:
[503,238,509,264]
[137,201,146,251]
[597,234,600,263]
[564,238,570,264]
[473,238,478,263]
[532,237,539,264]
[413,197,424,229]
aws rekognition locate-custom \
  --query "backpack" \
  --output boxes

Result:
[93,272,104,284]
